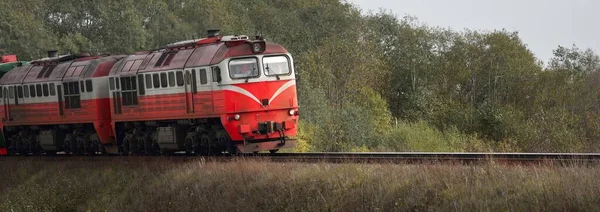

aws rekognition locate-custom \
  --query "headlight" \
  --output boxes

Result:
[234,114,241,120]
[250,41,266,53]
[288,109,295,116]
[253,43,261,52]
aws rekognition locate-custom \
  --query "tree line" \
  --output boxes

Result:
[1,0,599,152]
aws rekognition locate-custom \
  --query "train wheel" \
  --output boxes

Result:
[63,135,73,155]
[184,134,196,155]
[135,138,146,156]
[144,137,160,156]
[269,149,279,154]
[122,136,131,156]
[216,131,233,155]
[129,137,141,155]
[198,133,211,155]
[98,144,107,155]
[74,137,86,156]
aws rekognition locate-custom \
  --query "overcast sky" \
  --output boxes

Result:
[349,0,599,65]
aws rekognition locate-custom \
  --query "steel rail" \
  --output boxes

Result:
[255,152,600,164]
[3,152,600,165]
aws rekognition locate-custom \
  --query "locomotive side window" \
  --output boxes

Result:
[212,67,221,82]
[24,85,29,98]
[153,73,160,88]
[121,76,138,106]
[109,77,115,90]
[145,74,152,89]
[50,83,56,96]
[121,77,129,92]
[86,80,92,92]
[80,81,85,93]
[168,72,175,87]
[29,85,35,97]
[263,56,291,76]
[64,82,81,109]
[199,69,207,85]
[229,58,259,79]
[36,84,42,97]
[160,72,167,88]
[176,71,184,86]
[72,82,79,96]
[43,84,49,97]
[185,71,191,85]
[191,69,197,93]
[138,75,145,95]
[8,86,14,99]
[115,78,120,90]
[17,86,23,98]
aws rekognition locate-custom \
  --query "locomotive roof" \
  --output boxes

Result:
[0,55,124,85]
[109,36,289,76]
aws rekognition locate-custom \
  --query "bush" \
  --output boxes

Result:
[385,120,491,152]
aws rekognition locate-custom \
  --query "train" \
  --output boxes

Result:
[0,55,29,154]
[0,30,299,156]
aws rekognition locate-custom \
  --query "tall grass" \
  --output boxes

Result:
[0,158,599,211]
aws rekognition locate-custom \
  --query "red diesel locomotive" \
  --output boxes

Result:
[0,30,299,155]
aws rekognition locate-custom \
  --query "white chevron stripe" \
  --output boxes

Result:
[221,85,262,105]
[269,80,296,103]
[221,80,296,106]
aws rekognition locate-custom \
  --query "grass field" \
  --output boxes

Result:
[0,157,599,211]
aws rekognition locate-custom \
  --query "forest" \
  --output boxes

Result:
[1,0,599,153]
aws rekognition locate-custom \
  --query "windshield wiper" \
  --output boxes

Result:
[265,64,280,80]
[244,68,258,83]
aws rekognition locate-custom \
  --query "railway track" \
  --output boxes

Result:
[262,152,600,165]
[3,152,600,165]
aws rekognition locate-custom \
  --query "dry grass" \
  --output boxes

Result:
[0,158,599,211]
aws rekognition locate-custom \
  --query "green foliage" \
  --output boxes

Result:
[1,0,600,152]
[385,120,491,152]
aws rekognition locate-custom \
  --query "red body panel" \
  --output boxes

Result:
[219,80,299,141]
[3,98,113,144]
[111,91,220,122]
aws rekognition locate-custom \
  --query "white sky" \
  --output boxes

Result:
[349,0,599,65]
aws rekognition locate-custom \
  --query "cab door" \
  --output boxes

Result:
[184,69,196,113]
[2,87,10,122]
[196,68,213,113]
[57,84,65,117]
[5,86,15,122]
[110,77,122,115]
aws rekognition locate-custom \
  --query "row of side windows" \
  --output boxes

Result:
[144,69,207,90]
[107,69,210,107]
[0,79,93,101]
[0,83,56,100]
[109,69,208,92]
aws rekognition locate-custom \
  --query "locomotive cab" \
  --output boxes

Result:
[212,44,299,153]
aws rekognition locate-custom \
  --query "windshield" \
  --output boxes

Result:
[263,56,290,76]
[229,58,259,79]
